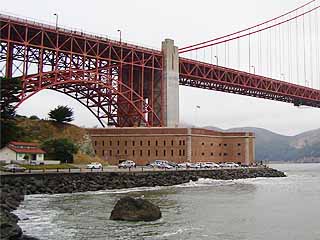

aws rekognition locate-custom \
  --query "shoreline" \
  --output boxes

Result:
[0,167,286,240]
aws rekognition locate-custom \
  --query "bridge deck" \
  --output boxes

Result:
[1,13,319,126]
[179,58,320,108]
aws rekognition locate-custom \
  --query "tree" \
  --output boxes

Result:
[42,138,78,163]
[29,115,40,120]
[0,77,25,147]
[48,105,74,123]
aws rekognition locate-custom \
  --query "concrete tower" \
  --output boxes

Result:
[162,39,179,127]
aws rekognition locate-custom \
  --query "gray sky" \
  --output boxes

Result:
[2,0,320,136]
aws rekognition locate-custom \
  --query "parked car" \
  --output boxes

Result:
[86,162,103,169]
[220,162,240,168]
[200,162,220,168]
[160,163,174,169]
[189,163,201,169]
[177,162,191,168]
[167,162,178,168]
[150,160,169,168]
[2,164,26,172]
[118,160,136,168]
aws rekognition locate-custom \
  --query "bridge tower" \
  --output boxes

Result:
[162,39,179,127]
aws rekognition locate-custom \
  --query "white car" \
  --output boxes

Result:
[118,160,136,168]
[200,162,220,168]
[3,164,26,172]
[151,160,169,168]
[159,163,174,169]
[189,163,201,169]
[177,162,191,168]
[86,162,103,169]
[220,162,240,168]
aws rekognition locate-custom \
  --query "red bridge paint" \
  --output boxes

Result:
[1,14,319,127]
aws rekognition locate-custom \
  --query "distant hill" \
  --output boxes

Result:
[204,126,320,162]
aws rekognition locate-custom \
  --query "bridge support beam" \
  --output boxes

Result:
[162,39,179,127]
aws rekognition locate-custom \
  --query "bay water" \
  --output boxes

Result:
[15,164,320,240]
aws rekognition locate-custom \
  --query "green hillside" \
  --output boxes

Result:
[205,126,320,162]
[13,118,101,164]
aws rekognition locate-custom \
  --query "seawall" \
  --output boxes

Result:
[0,167,285,239]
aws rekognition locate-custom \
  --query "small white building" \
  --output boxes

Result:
[0,141,46,164]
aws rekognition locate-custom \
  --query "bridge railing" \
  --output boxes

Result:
[0,12,161,53]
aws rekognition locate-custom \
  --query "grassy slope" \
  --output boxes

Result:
[15,118,104,164]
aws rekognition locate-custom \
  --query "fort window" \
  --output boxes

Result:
[164,150,166,156]
[171,140,174,146]
[219,143,222,147]
[125,150,127,155]
[110,141,112,146]
[202,152,205,156]
[179,140,182,146]
[140,150,143,156]
[94,141,97,146]
[102,150,104,156]
[140,141,143,146]
[156,150,158,156]
[117,150,119,155]
[110,150,112,156]
[171,149,174,156]
[148,150,150,156]
[132,141,135,146]
[125,141,127,146]
[156,140,158,146]
[183,150,185,156]
[148,140,150,146]
[224,144,227,147]
[211,152,213,156]
[117,141,120,146]
[202,142,205,146]
[94,150,96,154]
[164,141,166,146]
[224,153,228,156]
[238,153,241,156]
[102,141,105,146]
[183,140,185,145]
[211,143,213,146]
[238,143,241,146]
[179,150,181,156]
[133,150,135,156]
[219,153,222,156]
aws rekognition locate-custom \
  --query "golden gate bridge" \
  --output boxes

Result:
[1,0,319,127]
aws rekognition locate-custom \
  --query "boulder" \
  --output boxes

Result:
[110,197,161,221]
[0,207,22,240]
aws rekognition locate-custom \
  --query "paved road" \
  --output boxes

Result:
[0,165,265,175]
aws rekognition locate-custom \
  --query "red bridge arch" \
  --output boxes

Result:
[15,69,161,127]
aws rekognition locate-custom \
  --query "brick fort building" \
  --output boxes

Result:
[88,128,255,165]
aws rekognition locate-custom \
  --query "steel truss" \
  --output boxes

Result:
[0,14,163,127]
[179,58,320,108]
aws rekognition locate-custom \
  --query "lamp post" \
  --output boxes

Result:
[250,65,256,74]
[117,29,122,44]
[195,105,200,127]
[53,13,58,30]
[214,56,219,66]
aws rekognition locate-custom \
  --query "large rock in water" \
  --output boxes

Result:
[0,207,23,240]
[110,197,161,221]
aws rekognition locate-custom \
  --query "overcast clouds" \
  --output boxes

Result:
[2,0,319,136]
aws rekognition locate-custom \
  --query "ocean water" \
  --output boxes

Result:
[15,164,320,240]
